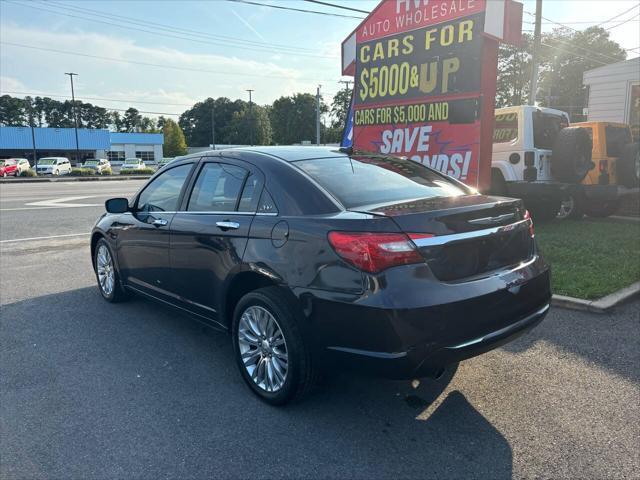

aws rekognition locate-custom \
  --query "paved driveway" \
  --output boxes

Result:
[1,238,638,479]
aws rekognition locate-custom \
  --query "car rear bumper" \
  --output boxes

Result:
[299,258,551,379]
[323,303,549,379]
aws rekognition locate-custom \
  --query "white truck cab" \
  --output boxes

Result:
[490,105,619,220]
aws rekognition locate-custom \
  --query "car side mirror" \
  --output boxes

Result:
[105,197,129,214]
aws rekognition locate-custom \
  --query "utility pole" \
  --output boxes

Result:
[528,0,542,105]
[316,85,321,145]
[27,101,37,168]
[211,102,216,150]
[246,89,254,146]
[65,72,81,164]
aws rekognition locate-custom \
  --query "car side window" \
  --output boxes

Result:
[238,174,260,212]
[188,163,248,212]
[257,189,278,214]
[137,164,192,213]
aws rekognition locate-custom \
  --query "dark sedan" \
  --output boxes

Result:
[91,147,551,405]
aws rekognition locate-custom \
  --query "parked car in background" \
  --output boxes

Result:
[0,159,18,177]
[91,147,550,405]
[83,158,111,174]
[122,158,146,170]
[491,106,637,221]
[0,158,30,176]
[36,157,72,175]
[157,157,174,169]
[571,121,640,217]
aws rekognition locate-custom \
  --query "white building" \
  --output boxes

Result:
[583,57,640,138]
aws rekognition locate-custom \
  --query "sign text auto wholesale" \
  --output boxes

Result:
[343,0,515,191]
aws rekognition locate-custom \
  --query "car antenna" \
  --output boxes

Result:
[339,146,353,155]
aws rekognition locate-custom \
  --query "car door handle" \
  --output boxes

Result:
[152,218,168,227]
[216,221,240,230]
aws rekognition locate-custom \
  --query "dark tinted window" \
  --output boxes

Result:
[295,156,467,209]
[137,164,192,212]
[257,189,278,214]
[188,163,247,212]
[238,174,259,212]
[605,126,632,157]
[493,112,518,143]
[533,111,568,149]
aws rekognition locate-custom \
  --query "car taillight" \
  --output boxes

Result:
[524,210,535,238]
[599,160,608,173]
[327,232,433,273]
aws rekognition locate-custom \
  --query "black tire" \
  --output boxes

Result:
[617,142,640,188]
[93,238,129,303]
[490,169,508,196]
[556,192,584,220]
[585,199,621,218]
[232,286,315,405]
[527,200,560,222]
[551,127,593,183]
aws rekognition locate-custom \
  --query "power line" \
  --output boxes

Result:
[1,90,194,107]
[596,4,639,27]
[523,11,630,64]
[1,42,341,84]
[5,0,336,59]
[540,42,609,66]
[603,13,640,31]
[302,1,369,14]
[226,0,365,19]
[46,0,320,54]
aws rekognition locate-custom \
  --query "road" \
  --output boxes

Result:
[1,181,639,479]
[0,180,145,242]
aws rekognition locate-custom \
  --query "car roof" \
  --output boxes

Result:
[201,146,346,163]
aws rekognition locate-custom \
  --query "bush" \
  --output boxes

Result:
[18,169,37,177]
[101,167,113,176]
[69,168,96,176]
[120,167,155,175]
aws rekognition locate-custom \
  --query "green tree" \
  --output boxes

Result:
[0,95,28,126]
[162,119,188,157]
[496,27,626,120]
[330,86,352,129]
[537,26,626,120]
[179,97,246,146]
[121,108,142,132]
[224,104,272,145]
[496,34,532,108]
[270,93,327,145]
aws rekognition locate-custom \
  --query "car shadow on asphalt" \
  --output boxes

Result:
[500,302,639,383]
[2,286,514,479]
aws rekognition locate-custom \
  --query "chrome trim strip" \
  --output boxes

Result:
[411,218,532,248]
[325,346,408,359]
[447,304,550,350]
[468,213,516,225]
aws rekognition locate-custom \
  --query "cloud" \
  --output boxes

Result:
[0,23,339,112]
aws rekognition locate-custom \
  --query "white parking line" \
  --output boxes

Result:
[0,232,90,243]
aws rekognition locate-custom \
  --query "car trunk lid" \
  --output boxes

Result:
[353,195,534,281]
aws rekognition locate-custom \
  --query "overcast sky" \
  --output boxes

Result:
[1,0,638,119]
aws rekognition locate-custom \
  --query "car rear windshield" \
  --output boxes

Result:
[85,160,98,165]
[605,126,632,157]
[38,159,56,165]
[294,156,468,209]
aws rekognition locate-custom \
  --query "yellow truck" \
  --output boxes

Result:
[571,121,639,217]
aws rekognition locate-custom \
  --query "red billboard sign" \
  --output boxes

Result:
[342,0,522,191]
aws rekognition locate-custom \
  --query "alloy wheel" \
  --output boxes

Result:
[238,306,289,393]
[557,196,575,220]
[96,244,115,296]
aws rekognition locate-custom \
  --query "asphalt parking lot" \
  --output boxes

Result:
[1,181,639,479]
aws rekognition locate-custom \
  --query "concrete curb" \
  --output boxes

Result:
[552,281,640,314]
[0,176,151,184]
